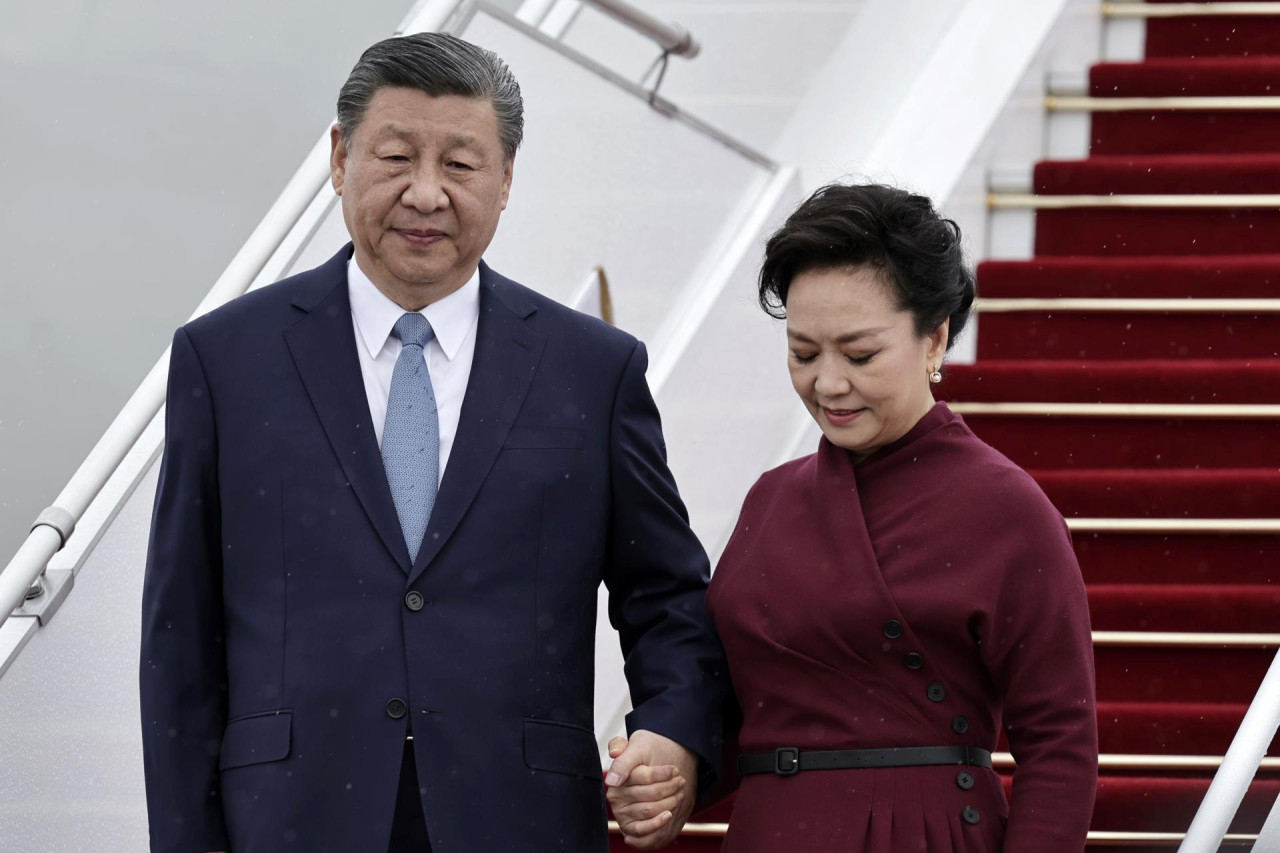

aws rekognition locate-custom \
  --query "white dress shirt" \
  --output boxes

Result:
[347,259,480,485]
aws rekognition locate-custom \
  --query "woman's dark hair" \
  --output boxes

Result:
[758,183,975,350]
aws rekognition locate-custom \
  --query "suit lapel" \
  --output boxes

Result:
[284,247,412,573]
[410,263,545,584]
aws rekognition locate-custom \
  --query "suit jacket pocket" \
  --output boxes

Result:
[220,710,293,770]
[504,428,585,450]
[522,718,602,779]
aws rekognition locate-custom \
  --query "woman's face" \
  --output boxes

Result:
[786,265,948,461]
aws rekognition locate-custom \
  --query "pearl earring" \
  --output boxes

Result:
[928,368,942,384]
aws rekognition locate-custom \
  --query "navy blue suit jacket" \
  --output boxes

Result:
[139,246,728,852]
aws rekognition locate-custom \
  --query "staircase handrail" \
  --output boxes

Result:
[0,0,468,634]
[1178,648,1280,851]
[578,0,699,58]
[0,0,746,647]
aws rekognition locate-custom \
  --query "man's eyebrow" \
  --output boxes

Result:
[443,133,482,149]
[788,327,890,344]
[371,126,482,151]
[371,125,417,142]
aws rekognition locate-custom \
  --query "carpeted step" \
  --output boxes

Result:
[1090,59,1280,155]
[1031,468,1280,518]
[1079,847,1247,853]
[946,361,1280,467]
[974,310,1280,359]
[1144,0,1280,59]
[943,360,1280,403]
[976,256,1280,299]
[1031,155,1280,256]
[616,830,1260,852]
[963,414,1280,469]
[1091,773,1280,832]
[1096,643,1273,704]
[1096,700,1278,756]
[1074,531,1280,586]
[1034,208,1280,256]
[1089,583,1280,631]
[1094,58,1280,97]
[1036,154,1280,194]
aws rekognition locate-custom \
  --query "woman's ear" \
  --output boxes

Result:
[926,317,950,367]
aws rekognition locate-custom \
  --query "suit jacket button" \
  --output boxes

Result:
[386,698,408,720]
[962,806,980,825]
[956,771,975,790]
[903,652,924,670]
[883,620,903,639]
[927,682,947,702]
[952,715,969,734]
[405,591,425,612]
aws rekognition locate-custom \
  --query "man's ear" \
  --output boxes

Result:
[500,155,515,211]
[330,124,348,197]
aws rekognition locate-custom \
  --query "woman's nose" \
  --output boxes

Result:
[813,358,849,397]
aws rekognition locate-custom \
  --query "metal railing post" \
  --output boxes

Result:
[580,0,699,57]
[1179,648,1280,852]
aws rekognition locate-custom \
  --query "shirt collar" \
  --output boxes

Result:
[347,258,481,362]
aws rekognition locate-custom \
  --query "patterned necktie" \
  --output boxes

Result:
[382,312,440,563]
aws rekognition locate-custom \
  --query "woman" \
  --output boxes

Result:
[608,183,1097,851]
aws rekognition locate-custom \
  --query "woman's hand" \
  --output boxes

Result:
[605,736,690,849]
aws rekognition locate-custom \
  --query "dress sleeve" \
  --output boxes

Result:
[978,472,1098,851]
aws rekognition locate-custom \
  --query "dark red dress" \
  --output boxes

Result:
[706,403,1097,852]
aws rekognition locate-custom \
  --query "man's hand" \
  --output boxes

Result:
[604,731,697,849]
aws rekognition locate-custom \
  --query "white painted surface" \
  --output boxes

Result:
[0,0,425,573]
[0,462,159,849]
[560,0,868,153]
[1104,13,1145,62]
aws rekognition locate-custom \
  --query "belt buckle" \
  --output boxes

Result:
[774,747,800,776]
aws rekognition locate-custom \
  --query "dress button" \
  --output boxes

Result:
[386,698,408,720]
[956,771,975,790]
[927,682,947,702]
[883,620,903,639]
[952,715,969,734]
[962,806,980,825]
[405,591,425,611]
[903,652,924,670]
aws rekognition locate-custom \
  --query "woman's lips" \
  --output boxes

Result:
[822,407,865,426]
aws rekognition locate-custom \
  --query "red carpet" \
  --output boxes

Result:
[1090,59,1280,156]
[1095,700,1280,755]
[967,3,1280,845]
[1075,532,1279,585]
[1145,0,1280,59]
[976,255,1280,299]
[613,5,1280,849]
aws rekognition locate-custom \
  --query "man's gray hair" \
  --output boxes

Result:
[337,32,524,162]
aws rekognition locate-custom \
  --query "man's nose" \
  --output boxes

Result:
[401,165,449,212]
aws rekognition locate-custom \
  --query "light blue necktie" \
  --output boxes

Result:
[382,313,440,563]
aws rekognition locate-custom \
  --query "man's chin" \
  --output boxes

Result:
[386,258,457,287]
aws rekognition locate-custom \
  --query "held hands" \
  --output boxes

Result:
[604,730,696,850]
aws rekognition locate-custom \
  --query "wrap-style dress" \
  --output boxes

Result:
[706,402,1097,852]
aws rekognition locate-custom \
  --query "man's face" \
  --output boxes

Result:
[330,87,513,307]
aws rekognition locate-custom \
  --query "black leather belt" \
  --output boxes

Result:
[738,746,993,777]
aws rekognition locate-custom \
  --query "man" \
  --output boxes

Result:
[140,32,726,852]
